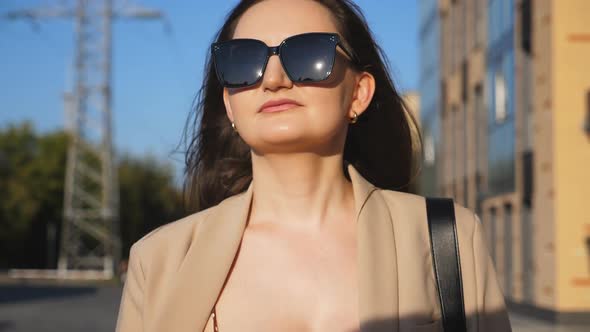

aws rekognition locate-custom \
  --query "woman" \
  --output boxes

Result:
[116,0,511,331]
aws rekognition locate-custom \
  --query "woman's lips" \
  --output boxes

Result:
[258,99,302,113]
[260,103,300,113]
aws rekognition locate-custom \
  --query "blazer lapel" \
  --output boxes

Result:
[348,166,400,332]
[150,183,253,332]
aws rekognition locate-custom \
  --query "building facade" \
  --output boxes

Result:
[418,0,442,197]
[419,0,590,323]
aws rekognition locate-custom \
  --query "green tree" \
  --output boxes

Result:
[0,122,68,268]
[118,155,184,257]
[0,122,184,268]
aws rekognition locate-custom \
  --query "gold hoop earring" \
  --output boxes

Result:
[350,111,358,124]
[231,122,237,132]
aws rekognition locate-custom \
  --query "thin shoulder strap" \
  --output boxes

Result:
[425,197,467,332]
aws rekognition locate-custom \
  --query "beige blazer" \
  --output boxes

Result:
[116,164,511,332]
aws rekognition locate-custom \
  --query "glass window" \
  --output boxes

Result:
[494,71,507,123]
[424,133,435,166]
[487,66,515,195]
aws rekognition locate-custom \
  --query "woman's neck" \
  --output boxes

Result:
[248,152,355,230]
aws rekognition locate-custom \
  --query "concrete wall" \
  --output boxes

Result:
[552,0,590,312]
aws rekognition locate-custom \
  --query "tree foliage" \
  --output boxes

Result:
[118,155,184,257]
[0,122,184,269]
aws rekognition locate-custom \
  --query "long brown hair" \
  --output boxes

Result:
[182,0,422,212]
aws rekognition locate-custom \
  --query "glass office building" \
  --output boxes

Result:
[418,0,590,321]
[418,0,441,197]
[486,0,516,196]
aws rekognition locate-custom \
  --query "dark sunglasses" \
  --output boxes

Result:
[211,32,357,88]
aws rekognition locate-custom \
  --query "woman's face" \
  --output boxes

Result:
[223,0,374,155]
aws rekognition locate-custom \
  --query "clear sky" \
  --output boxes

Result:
[0,0,418,183]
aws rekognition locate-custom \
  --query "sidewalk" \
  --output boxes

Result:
[510,311,588,332]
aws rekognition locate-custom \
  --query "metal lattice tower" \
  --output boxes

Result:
[60,0,119,277]
[4,0,163,279]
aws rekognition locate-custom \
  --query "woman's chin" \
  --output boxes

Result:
[244,133,313,153]
[257,135,307,149]
[248,134,344,156]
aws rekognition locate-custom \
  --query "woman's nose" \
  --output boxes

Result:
[260,55,293,91]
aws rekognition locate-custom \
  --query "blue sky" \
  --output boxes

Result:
[0,0,418,183]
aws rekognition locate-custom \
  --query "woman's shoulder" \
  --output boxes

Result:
[128,191,246,260]
[128,208,209,264]
[376,188,480,238]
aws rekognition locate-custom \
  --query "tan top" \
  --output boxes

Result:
[116,164,511,332]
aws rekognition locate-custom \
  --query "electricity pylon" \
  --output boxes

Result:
[4,1,163,279]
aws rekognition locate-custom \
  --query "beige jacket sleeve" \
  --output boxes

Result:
[472,213,512,331]
[116,243,145,332]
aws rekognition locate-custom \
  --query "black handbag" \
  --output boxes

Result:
[426,197,467,332]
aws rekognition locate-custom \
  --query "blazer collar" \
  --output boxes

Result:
[150,164,399,332]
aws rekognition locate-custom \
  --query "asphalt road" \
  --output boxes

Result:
[0,283,586,331]
[0,284,122,332]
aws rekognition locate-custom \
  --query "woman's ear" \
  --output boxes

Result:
[223,88,235,123]
[349,71,375,118]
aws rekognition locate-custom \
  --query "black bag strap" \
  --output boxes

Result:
[426,197,467,332]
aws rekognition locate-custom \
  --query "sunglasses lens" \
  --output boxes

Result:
[281,34,336,82]
[213,40,268,87]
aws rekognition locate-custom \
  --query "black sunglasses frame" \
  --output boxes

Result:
[211,32,358,88]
